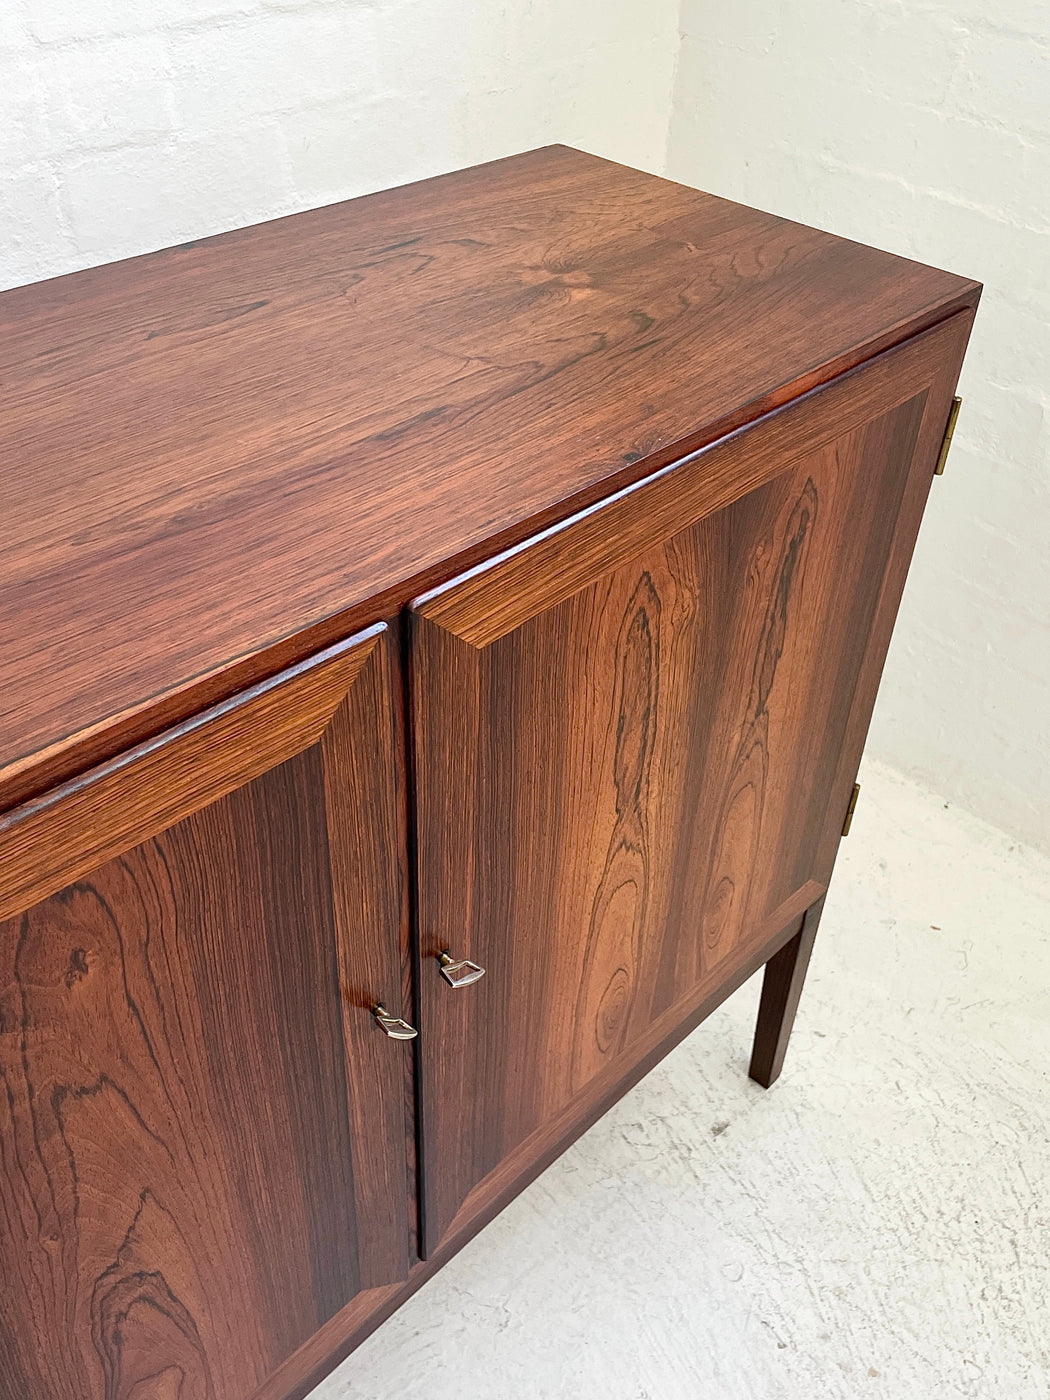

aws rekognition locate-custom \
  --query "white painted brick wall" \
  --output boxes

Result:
[668,0,1050,854]
[0,0,680,288]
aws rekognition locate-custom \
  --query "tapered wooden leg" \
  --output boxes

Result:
[748,895,825,1087]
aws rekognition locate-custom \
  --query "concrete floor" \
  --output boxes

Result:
[311,759,1050,1400]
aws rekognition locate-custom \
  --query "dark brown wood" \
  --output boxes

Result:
[249,899,816,1400]
[0,630,378,924]
[410,313,973,1256]
[0,148,982,1400]
[414,313,968,647]
[749,895,826,1087]
[0,624,414,1400]
[0,145,979,813]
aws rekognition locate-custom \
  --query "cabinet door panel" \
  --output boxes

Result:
[411,317,970,1254]
[0,624,413,1400]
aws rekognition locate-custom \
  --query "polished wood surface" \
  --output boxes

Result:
[0,147,981,1400]
[0,145,979,811]
[749,897,825,1087]
[0,624,414,1400]
[0,628,379,924]
[414,313,970,650]
[250,898,819,1400]
[410,318,970,1254]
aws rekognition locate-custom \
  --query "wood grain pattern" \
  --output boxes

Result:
[260,302,974,1379]
[411,333,958,1254]
[413,312,971,648]
[0,624,414,1400]
[0,147,982,1399]
[0,145,979,811]
[247,890,822,1400]
[0,630,379,925]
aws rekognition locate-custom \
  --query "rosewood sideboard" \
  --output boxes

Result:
[0,145,979,1400]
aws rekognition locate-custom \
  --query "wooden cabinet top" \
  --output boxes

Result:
[0,144,979,809]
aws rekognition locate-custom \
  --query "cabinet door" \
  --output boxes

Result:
[0,624,413,1400]
[411,315,971,1254]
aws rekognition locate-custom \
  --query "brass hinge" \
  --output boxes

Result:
[934,395,962,476]
[841,782,861,837]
